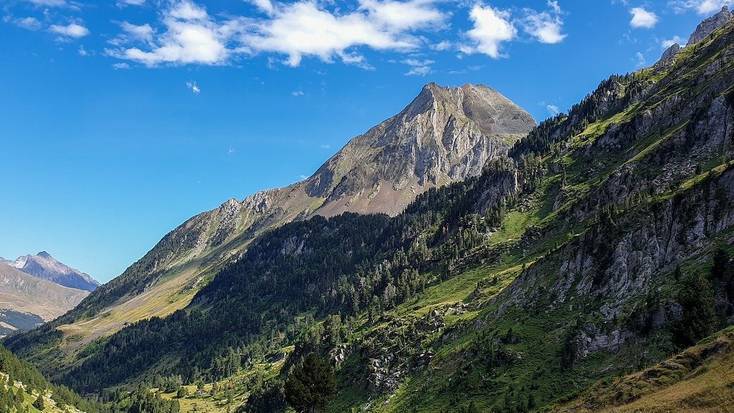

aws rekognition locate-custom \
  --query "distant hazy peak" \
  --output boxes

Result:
[10,251,99,292]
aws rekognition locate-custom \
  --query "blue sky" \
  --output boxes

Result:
[0,0,726,282]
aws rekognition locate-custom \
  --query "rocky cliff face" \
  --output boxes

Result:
[10,252,98,292]
[305,83,534,216]
[688,6,732,45]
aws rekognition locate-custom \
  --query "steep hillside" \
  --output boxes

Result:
[10,252,98,292]
[0,344,101,413]
[0,263,88,337]
[555,327,734,412]
[23,83,533,354]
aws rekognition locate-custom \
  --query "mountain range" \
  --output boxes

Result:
[4,6,734,413]
[0,252,97,337]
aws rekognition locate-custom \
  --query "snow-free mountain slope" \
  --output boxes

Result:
[23,83,533,353]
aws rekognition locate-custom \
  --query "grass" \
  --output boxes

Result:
[554,327,734,413]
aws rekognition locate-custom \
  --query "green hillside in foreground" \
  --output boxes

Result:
[6,9,734,413]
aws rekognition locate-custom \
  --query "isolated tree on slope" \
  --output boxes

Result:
[284,353,336,413]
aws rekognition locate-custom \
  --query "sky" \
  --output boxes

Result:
[0,0,727,283]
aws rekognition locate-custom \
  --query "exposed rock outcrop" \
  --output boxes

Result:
[688,6,732,45]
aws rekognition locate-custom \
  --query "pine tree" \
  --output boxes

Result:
[284,353,336,413]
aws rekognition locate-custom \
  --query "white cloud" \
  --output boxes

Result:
[169,0,208,20]
[120,21,155,43]
[461,4,516,58]
[186,81,201,94]
[521,1,566,44]
[671,0,731,14]
[320,144,332,149]
[108,1,232,66]
[27,0,67,7]
[49,23,89,38]
[108,0,445,67]
[402,57,433,75]
[661,35,685,48]
[119,0,145,5]
[291,90,304,96]
[358,0,445,31]
[630,7,658,28]
[250,0,275,15]
[78,45,88,56]
[242,1,441,66]
[546,104,560,115]
[6,16,42,30]
[112,62,130,69]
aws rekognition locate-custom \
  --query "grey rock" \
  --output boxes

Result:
[688,6,732,45]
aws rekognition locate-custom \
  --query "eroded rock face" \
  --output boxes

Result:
[305,83,535,217]
[688,6,732,45]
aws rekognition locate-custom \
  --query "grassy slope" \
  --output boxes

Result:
[554,327,734,413]
[0,373,82,413]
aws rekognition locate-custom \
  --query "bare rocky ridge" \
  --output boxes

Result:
[656,6,732,66]
[10,251,99,292]
[688,6,732,45]
[43,83,534,350]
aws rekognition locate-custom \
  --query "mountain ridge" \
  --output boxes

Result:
[9,251,99,292]
[23,82,534,353]
[0,262,88,337]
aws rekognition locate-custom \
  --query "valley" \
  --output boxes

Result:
[3,5,734,413]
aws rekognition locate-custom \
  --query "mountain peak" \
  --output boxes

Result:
[688,5,732,45]
[11,252,99,292]
[302,83,535,216]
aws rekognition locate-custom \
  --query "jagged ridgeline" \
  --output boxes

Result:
[7,10,734,413]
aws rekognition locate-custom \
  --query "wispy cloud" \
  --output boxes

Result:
[291,90,304,96]
[27,0,68,7]
[661,35,685,48]
[635,51,646,67]
[186,81,201,94]
[403,57,433,75]
[118,0,145,6]
[546,104,560,115]
[630,7,658,28]
[50,23,89,38]
[670,0,731,15]
[4,16,42,30]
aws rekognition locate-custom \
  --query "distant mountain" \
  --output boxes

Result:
[0,262,88,336]
[10,251,99,292]
[19,82,534,353]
